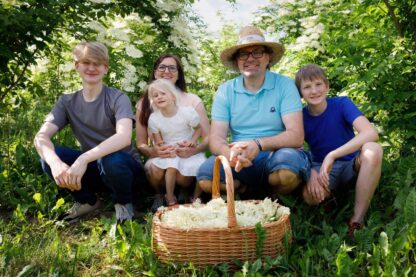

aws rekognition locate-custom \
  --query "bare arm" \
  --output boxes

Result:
[65,118,133,188]
[34,122,70,188]
[256,111,304,151]
[176,102,210,157]
[153,132,163,145]
[135,100,176,159]
[319,116,379,185]
[209,120,231,158]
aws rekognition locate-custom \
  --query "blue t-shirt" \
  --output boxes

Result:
[212,70,302,142]
[303,96,363,162]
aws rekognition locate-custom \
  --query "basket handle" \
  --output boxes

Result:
[211,155,237,228]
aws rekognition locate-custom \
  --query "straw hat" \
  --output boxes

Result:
[220,26,284,71]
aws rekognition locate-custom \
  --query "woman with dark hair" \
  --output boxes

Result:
[136,54,210,211]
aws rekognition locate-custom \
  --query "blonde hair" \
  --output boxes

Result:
[295,64,329,94]
[72,42,109,66]
[147,79,182,110]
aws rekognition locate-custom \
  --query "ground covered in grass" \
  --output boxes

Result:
[1,159,415,277]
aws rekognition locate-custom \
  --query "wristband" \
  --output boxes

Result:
[253,138,263,151]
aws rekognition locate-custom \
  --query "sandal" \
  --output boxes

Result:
[347,221,363,241]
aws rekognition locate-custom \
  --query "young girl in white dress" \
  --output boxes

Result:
[147,79,206,206]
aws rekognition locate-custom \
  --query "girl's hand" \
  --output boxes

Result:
[154,142,176,158]
[176,140,196,158]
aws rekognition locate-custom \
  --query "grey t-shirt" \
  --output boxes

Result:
[45,86,135,152]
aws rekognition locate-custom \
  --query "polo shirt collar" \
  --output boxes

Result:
[235,70,275,94]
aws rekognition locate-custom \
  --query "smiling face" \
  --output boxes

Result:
[149,88,176,110]
[236,45,270,80]
[154,57,179,85]
[75,58,108,85]
[300,77,329,108]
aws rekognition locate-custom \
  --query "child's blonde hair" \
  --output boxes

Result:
[72,42,109,66]
[147,79,182,110]
[295,64,329,95]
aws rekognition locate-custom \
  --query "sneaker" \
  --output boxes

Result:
[151,194,165,212]
[58,199,101,223]
[347,221,363,241]
[115,203,134,224]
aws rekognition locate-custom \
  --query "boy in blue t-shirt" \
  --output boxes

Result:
[295,64,383,239]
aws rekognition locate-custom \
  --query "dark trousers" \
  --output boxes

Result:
[41,147,143,205]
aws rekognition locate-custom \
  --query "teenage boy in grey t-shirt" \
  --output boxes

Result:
[34,42,143,223]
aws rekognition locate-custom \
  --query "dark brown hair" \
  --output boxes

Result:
[139,54,187,127]
[295,64,329,95]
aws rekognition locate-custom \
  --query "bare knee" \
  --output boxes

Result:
[360,142,383,166]
[147,164,165,189]
[198,179,212,193]
[269,169,301,194]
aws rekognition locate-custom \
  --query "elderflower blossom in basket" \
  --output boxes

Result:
[160,197,290,230]
[152,155,292,268]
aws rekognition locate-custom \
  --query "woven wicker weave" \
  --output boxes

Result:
[152,155,292,267]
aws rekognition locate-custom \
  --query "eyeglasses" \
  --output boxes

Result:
[237,49,266,61]
[157,65,178,73]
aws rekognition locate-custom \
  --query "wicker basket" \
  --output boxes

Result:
[152,155,292,267]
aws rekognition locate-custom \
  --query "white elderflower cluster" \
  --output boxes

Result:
[160,198,290,231]
[289,16,325,52]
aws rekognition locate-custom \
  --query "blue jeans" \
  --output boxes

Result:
[41,147,143,205]
[197,148,311,187]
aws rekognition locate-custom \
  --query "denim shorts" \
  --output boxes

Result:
[312,158,358,191]
[196,148,311,187]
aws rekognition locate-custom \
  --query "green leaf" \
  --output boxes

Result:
[404,189,416,225]
[32,192,42,204]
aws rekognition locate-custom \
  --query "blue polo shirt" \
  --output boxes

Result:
[212,70,302,142]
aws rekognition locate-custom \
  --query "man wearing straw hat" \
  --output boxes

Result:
[196,26,310,198]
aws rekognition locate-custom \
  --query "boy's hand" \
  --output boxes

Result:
[319,153,335,188]
[66,156,88,191]
[307,169,327,203]
[50,160,70,189]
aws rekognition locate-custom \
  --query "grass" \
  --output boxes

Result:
[1,179,415,276]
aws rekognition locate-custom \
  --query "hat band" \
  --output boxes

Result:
[238,34,265,45]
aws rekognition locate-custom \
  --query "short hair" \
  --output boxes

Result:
[72,42,109,66]
[295,64,329,92]
[147,79,182,111]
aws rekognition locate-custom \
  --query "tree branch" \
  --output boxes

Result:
[0,47,40,102]
[383,0,404,38]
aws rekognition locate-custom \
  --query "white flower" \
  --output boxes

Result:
[160,197,290,230]
[125,45,143,58]
[88,21,106,33]
[110,28,130,42]
[138,80,147,90]
[60,62,73,72]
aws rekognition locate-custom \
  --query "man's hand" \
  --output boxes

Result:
[50,160,70,189]
[229,141,259,172]
[154,141,177,158]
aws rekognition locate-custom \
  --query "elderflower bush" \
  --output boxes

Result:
[160,198,290,231]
